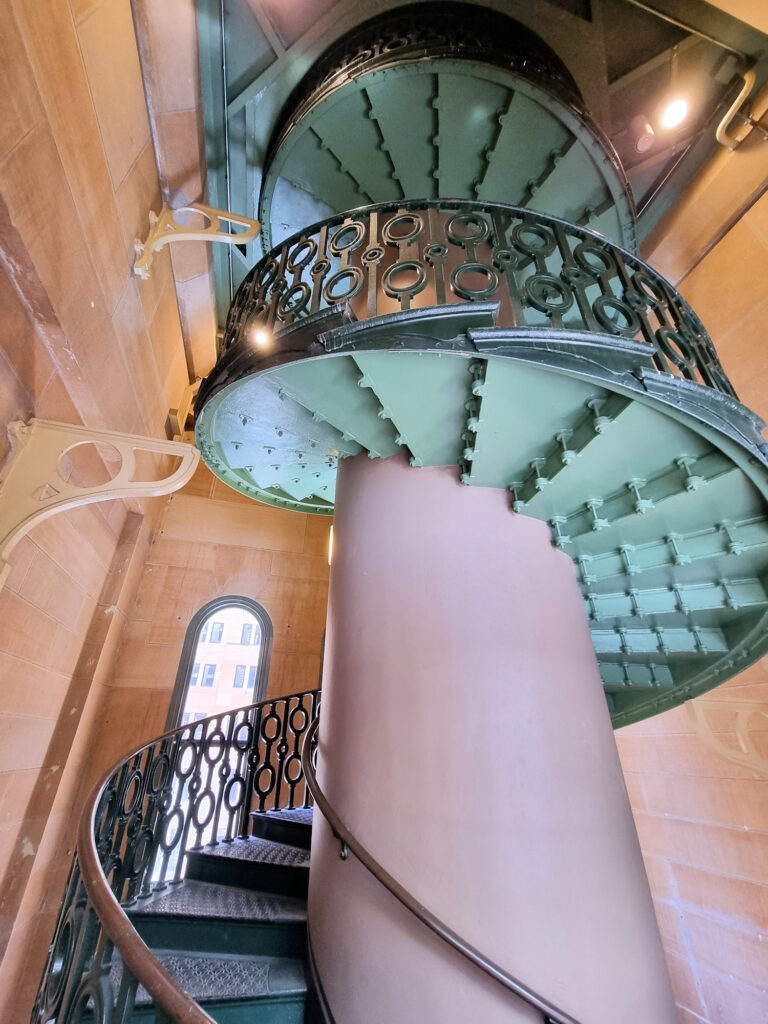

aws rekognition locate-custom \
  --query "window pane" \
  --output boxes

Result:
[240,623,252,645]
[199,622,209,643]
[189,663,200,687]
[201,664,216,687]
[210,622,223,643]
[233,664,246,688]
[247,665,256,689]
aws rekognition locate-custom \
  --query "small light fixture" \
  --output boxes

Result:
[328,524,334,566]
[660,98,688,130]
[251,326,270,348]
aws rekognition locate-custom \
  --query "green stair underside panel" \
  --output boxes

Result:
[197,341,768,728]
[261,62,633,252]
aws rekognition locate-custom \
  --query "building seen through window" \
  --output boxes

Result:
[177,604,268,726]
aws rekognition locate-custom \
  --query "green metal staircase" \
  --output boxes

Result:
[117,811,313,1023]
[195,199,768,728]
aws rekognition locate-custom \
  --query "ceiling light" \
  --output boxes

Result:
[660,98,688,130]
[630,115,655,153]
[251,327,270,347]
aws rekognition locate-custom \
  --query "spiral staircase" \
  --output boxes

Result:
[32,3,768,1023]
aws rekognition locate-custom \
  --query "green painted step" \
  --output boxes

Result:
[129,879,307,958]
[251,808,314,851]
[110,951,306,1024]
[186,837,310,899]
[260,6,635,251]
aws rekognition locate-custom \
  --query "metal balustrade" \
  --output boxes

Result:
[32,689,319,1024]
[217,200,734,399]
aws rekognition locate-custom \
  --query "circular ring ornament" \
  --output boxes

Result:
[120,770,143,818]
[329,221,366,255]
[46,912,77,1013]
[451,261,500,301]
[382,260,427,299]
[362,245,385,265]
[632,270,667,307]
[289,706,308,733]
[285,753,304,784]
[277,283,310,318]
[310,258,331,278]
[574,241,615,277]
[655,326,698,375]
[148,753,172,796]
[177,740,198,779]
[257,258,280,289]
[593,294,640,336]
[560,263,589,287]
[285,238,317,272]
[130,827,155,877]
[160,808,184,850]
[255,763,276,797]
[203,730,226,765]
[492,247,520,270]
[382,213,424,246]
[192,791,215,830]
[233,721,254,750]
[525,273,574,314]
[261,712,282,742]
[224,775,246,811]
[424,243,448,265]
[511,222,555,256]
[67,976,107,1024]
[322,267,364,304]
[446,212,490,246]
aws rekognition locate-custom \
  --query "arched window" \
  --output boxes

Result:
[166,596,273,729]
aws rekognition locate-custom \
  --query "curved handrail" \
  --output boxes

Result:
[32,689,320,1024]
[301,717,580,1024]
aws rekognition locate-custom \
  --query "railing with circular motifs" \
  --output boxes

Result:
[221,200,735,398]
[31,689,320,1024]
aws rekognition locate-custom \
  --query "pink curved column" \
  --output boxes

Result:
[309,452,676,1024]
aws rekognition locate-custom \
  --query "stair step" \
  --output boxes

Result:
[185,837,310,898]
[251,807,314,850]
[111,951,306,1024]
[130,879,306,957]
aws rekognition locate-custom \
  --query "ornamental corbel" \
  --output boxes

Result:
[0,419,200,588]
[133,203,261,280]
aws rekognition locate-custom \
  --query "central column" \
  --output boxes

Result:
[308,453,676,1024]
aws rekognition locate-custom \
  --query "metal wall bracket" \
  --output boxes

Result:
[133,203,260,280]
[0,419,200,588]
[687,697,768,777]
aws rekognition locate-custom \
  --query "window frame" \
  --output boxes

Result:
[166,596,274,729]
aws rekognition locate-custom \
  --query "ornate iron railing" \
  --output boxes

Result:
[219,200,734,398]
[301,718,579,1024]
[32,689,320,1024]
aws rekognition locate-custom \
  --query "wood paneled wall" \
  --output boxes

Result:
[617,189,768,1024]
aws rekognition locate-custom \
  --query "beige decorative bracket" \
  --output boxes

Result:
[133,203,260,280]
[0,419,200,588]
[169,378,201,442]
[687,697,768,777]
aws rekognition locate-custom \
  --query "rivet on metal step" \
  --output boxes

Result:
[586,498,608,531]
[628,478,654,515]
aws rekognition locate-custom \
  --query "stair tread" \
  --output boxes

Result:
[124,951,306,1006]
[252,807,314,825]
[131,879,306,923]
[194,836,310,867]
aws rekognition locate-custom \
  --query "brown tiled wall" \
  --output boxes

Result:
[0,0,199,1017]
[617,190,768,1024]
[80,462,331,774]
